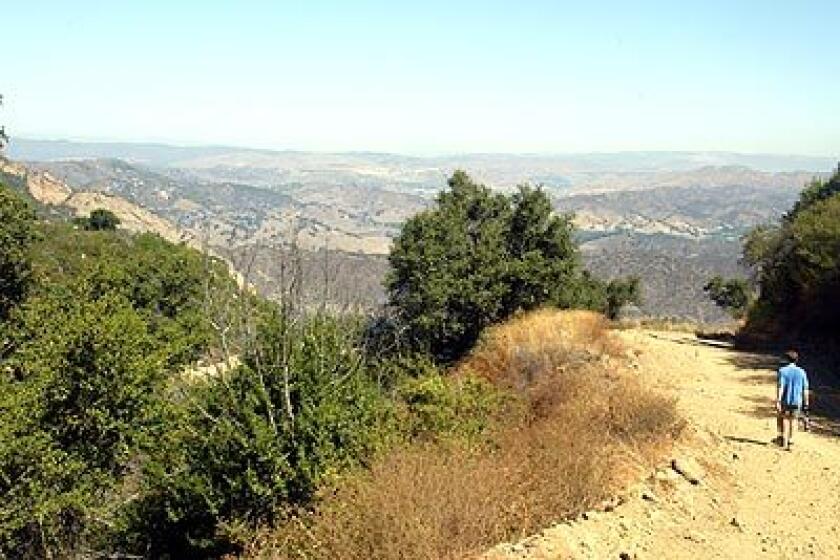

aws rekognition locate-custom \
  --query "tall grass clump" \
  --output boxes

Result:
[246,310,682,560]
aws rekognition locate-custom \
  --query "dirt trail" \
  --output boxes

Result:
[486,330,840,560]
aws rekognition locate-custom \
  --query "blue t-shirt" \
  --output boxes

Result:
[778,363,809,407]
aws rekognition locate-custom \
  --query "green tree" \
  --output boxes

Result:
[81,208,121,231]
[505,184,581,312]
[703,276,752,319]
[387,171,604,360]
[0,183,39,319]
[605,277,642,319]
[786,164,840,221]
[387,171,512,359]
[742,164,840,332]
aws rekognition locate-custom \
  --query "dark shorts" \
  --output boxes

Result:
[780,404,801,415]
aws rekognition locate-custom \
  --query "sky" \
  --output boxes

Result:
[3,1,839,155]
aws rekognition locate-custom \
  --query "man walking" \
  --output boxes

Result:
[776,350,809,451]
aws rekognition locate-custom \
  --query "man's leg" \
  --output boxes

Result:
[776,412,785,444]
[787,410,797,447]
[781,413,792,448]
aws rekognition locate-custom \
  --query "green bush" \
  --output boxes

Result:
[75,208,121,231]
[703,276,752,318]
[743,164,840,334]
[396,374,510,442]
[32,225,235,365]
[129,311,394,556]
[0,182,39,319]
[0,290,170,557]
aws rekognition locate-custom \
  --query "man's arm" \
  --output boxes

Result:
[803,370,810,409]
[776,370,783,412]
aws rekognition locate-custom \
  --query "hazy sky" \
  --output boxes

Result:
[3,1,839,155]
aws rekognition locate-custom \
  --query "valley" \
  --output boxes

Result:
[6,140,833,321]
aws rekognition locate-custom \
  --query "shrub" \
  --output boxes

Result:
[457,309,620,388]
[703,275,753,319]
[0,182,39,319]
[395,374,509,442]
[743,164,840,335]
[0,290,169,557]
[128,311,395,556]
[33,225,235,365]
[246,310,680,560]
[75,208,121,231]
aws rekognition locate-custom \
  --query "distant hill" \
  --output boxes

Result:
[558,181,804,237]
[6,139,837,322]
[0,158,185,243]
[10,139,834,194]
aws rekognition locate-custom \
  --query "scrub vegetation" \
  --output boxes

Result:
[0,171,677,559]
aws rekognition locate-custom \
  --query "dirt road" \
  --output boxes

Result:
[487,330,840,559]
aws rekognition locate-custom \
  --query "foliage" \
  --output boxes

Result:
[0,212,239,555]
[33,225,234,365]
[77,208,121,231]
[605,277,642,319]
[0,168,650,557]
[387,171,622,360]
[0,183,39,319]
[703,275,752,318]
[785,165,840,221]
[245,310,680,560]
[129,310,394,556]
[0,93,7,149]
[742,164,840,333]
[0,291,170,557]
[395,374,508,442]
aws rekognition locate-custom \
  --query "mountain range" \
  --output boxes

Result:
[5,139,836,321]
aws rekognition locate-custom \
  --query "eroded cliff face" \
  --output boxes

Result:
[1,158,185,244]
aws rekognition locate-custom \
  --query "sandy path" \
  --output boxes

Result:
[486,330,840,559]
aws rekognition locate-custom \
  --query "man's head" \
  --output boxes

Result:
[785,350,799,364]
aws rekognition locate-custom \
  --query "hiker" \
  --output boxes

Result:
[776,350,809,450]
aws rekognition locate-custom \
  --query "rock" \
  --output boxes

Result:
[671,457,704,485]
[641,489,658,502]
[601,496,623,511]
[655,467,680,483]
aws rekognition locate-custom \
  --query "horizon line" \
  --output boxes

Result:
[8,135,838,161]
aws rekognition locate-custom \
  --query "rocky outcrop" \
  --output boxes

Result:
[1,158,185,243]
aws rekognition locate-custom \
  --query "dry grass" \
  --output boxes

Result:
[243,310,681,560]
[457,310,622,389]
[615,317,739,336]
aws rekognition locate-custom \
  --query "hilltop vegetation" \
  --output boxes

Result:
[0,171,671,558]
[742,165,840,338]
[388,171,639,360]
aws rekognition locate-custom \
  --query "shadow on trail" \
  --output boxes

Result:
[695,334,840,440]
[724,436,770,447]
[647,332,733,350]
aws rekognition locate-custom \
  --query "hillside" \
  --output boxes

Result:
[26,158,422,254]
[7,142,835,321]
[0,158,185,243]
[560,182,801,237]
